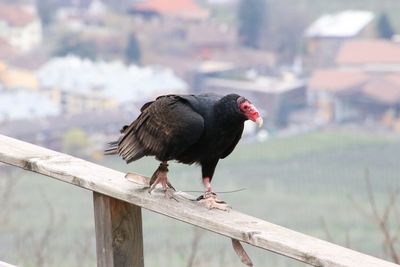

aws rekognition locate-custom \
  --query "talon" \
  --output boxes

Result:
[167,181,176,191]
[148,162,176,194]
[197,192,230,211]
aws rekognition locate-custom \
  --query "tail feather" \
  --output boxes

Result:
[104,141,119,155]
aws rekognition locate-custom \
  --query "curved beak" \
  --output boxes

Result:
[255,117,263,128]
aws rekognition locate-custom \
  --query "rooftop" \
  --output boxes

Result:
[305,10,374,38]
[309,69,368,92]
[0,4,37,27]
[336,39,400,65]
[362,77,400,104]
[132,0,209,20]
[309,69,400,104]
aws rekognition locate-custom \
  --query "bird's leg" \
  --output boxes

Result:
[197,177,230,211]
[203,176,212,193]
[148,162,176,198]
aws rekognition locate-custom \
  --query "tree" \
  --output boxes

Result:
[62,128,90,157]
[125,32,141,64]
[264,2,308,63]
[36,0,58,26]
[54,34,97,60]
[237,0,266,49]
[377,13,395,40]
[237,0,265,48]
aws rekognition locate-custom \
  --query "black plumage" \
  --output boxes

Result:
[106,93,262,209]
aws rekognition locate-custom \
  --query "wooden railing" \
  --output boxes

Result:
[0,134,398,267]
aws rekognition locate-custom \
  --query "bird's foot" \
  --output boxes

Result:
[197,192,230,211]
[148,162,176,193]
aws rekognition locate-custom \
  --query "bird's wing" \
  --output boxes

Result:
[117,95,204,163]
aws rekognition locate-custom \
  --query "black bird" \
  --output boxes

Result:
[105,93,263,210]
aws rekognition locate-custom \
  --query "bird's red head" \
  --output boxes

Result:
[237,97,263,127]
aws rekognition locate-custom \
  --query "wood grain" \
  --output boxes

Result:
[93,192,144,267]
[0,134,398,267]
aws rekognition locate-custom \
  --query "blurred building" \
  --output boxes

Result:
[0,61,38,91]
[305,10,375,68]
[0,4,42,52]
[126,0,276,83]
[309,39,400,130]
[55,0,109,29]
[130,0,210,21]
[192,63,307,128]
[36,56,188,114]
[336,39,400,71]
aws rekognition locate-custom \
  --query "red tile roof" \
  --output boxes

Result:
[0,4,36,27]
[362,75,400,104]
[133,0,209,19]
[336,40,400,65]
[309,69,400,104]
[309,69,368,92]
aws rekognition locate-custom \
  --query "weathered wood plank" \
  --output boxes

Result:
[93,192,144,267]
[0,134,398,267]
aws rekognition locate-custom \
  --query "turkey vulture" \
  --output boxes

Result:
[105,93,263,210]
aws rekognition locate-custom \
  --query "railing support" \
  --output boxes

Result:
[93,192,144,267]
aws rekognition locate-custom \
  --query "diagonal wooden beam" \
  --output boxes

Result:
[0,134,398,267]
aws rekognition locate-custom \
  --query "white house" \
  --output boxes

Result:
[304,10,376,68]
[305,10,375,38]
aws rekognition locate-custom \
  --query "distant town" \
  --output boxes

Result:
[1,0,400,155]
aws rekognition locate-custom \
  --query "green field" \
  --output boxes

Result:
[1,127,399,267]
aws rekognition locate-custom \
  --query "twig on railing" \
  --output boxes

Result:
[351,171,400,264]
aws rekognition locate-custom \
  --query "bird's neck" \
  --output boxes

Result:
[213,101,246,129]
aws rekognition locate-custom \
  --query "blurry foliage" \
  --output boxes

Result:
[351,172,400,264]
[125,32,141,64]
[237,0,266,48]
[377,13,395,39]
[263,2,308,63]
[62,128,90,156]
[0,168,95,267]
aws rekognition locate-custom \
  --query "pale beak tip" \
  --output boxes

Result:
[255,117,263,128]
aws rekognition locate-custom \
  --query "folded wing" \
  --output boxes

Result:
[106,95,204,163]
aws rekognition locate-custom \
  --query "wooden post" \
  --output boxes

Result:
[93,192,144,267]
